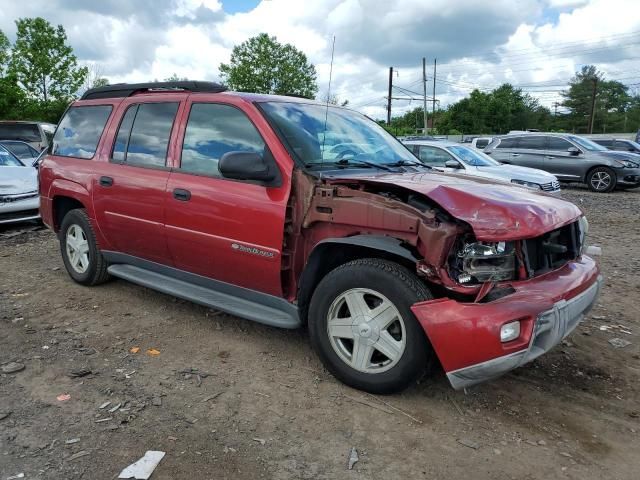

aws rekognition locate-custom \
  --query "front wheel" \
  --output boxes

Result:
[587,167,616,192]
[308,258,435,394]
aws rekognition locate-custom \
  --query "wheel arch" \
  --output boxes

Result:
[297,235,419,324]
[48,179,93,232]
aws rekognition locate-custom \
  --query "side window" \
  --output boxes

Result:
[475,139,489,149]
[596,139,612,148]
[112,102,179,167]
[112,106,137,162]
[518,136,546,150]
[614,140,631,151]
[417,146,454,166]
[547,137,573,151]
[496,137,519,149]
[52,106,113,159]
[180,103,266,177]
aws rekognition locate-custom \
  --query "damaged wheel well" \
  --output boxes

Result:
[296,236,419,324]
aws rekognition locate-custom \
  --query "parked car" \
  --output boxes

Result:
[0,144,40,224]
[0,140,40,162]
[592,138,640,154]
[39,81,601,393]
[403,140,560,194]
[470,137,493,149]
[0,121,56,151]
[484,133,640,192]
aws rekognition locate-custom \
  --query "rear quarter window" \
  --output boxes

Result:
[496,137,519,149]
[0,123,41,142]
[52,105,113,159]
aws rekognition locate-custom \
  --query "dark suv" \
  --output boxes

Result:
[593,138,640,154]
[39,81,601,393]
[484,133,640,192]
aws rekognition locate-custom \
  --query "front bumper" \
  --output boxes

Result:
[411,256,601,389]
[0,193,40,224]
[615,167,640,186]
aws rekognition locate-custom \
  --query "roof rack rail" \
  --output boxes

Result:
[81,81,227,100]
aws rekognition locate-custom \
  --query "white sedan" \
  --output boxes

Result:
[403,140,561,194]
[0,144,40,224]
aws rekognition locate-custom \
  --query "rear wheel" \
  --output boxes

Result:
[587,167,616,192]
[308,258,435,394]
[60,209,110,285]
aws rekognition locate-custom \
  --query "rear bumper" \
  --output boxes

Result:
[411,256,601,389]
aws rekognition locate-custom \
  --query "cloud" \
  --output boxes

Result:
[1,0,639,121]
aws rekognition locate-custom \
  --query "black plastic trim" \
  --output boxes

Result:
[82,81,227,100]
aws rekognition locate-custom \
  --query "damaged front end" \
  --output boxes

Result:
[294,172,601,389]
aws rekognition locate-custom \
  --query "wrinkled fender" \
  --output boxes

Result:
[313,235,419,263]
[297,235,419,321]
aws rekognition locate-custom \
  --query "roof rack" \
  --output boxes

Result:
[81,81,227,100]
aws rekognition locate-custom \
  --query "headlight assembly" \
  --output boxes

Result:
[511,179,542,190]
[453,240,516,284]
[614,159,639,168]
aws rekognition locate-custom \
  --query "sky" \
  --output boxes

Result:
[1,0,639,120]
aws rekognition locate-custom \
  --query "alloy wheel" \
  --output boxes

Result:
[591,171,611,191]
[65,224,90,274]
[326,288,406,374]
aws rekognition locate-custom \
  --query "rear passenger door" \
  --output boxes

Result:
[92,99,183,264]
[164,100,289,296]
[509,135,547,170]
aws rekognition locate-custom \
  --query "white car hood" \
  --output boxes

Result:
[0,166,39,195]
[472,164,557,184]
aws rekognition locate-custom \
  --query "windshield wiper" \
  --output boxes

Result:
[382,159,432,169]
[307,159,393,171]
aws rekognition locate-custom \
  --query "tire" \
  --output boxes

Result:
[587,166,616,193]
[308,258,435,394]
[59,209,110,286]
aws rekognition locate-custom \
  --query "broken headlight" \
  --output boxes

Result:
[454,241,516,284]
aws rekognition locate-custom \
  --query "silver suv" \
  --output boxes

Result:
[484,133,640,192]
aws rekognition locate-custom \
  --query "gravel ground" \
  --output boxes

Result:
[1,186,639,479]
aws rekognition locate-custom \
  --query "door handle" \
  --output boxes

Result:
[545,155,555,159]
[173,188,191,201]
[511,153,520,157]
[99,176,113,187]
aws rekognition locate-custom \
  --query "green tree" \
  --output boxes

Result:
[164,73,188,82]
[561,65,631,133]
[0,29,26,119]
[219,33,317,98]
[9,17,87,103]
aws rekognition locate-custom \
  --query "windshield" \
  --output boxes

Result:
[0,145,25,166]
[446,145,500,166]
[568,135,608,152]
[259,102,417,168]
[0,123,41,142]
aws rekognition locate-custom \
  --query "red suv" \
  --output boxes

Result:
[39,81,602,393]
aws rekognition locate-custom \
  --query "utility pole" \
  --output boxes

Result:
[588,77,598,134]
[553,102,559,116]
[422,57,428,133]
[432,58,437,132]
[387,67,393,125]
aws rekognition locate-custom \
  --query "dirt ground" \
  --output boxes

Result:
[1,186,639,480]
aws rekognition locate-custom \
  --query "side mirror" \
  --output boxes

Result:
[219,151,278,184]
[567,146,580,156]
[445,159,462,169]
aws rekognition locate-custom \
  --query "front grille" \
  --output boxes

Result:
[522,220,581,276]
[540,181,560,192]
[0,192,39,203]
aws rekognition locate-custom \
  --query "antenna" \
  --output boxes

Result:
[320,35,336,170]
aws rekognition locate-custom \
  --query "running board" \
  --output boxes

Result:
[107,264,300,329]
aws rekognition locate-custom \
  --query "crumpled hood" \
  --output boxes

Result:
[0,166,38,195]
[326,171,582,240]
